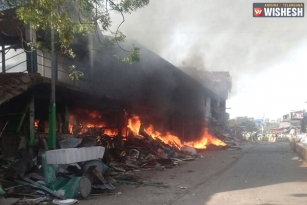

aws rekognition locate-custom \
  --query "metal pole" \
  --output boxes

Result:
[16,98,32,132]
[2,44,5,73]
[48,9,56,149]
[42,52,45,76]
[89,34,94,87]
[29,94,35,146]
[0,121,8,139]
[64,104,69,134]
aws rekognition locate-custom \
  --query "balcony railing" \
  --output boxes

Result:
[1,48,93,91]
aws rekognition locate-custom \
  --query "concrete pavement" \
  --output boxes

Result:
[82,141,307,205]
[171,142,307,205]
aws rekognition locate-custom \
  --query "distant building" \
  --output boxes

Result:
[248,117,255,121]
[179,67,232,134]
[290,110,306,133]
[282,114,290,122]
[279,110,306,133]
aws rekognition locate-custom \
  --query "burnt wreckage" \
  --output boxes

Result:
[0,8,232,201]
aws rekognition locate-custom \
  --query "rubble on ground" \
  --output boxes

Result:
[0,126,239,204]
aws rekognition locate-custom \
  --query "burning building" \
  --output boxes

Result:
[180,67,232,136]
[0,8,230,156]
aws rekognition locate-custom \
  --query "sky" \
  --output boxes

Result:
[108,0,307,120]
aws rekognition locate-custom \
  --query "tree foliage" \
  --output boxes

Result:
[228,117,258,132]
[0,0,149,62]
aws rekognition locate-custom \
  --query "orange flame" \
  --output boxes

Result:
[145,125,182,148]
[127,115,141,135]
[68,110,118,136]
[87,111,101,119]
[184,128,226,149]
[158,132,183,149]
[34,120,39,129]
[127,115,226,149]
[145,124,160,139]
[103,129,118,136]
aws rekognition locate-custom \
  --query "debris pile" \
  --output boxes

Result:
[0,123,237,204]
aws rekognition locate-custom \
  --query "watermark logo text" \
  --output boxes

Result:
[253,3,304,17]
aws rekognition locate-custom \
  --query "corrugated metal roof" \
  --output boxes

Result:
[0,73,42,105]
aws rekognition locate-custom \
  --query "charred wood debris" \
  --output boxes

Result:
[0,124,241,204]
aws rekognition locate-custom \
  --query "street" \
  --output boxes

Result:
[172,142,307,205]
[2,1,307,204]
[84,142,307,205]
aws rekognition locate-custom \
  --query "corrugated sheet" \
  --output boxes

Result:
[0,73,42,105]
[45,146,105,164]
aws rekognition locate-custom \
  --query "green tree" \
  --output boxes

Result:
[0,0,149,61]
[0,0,149,149]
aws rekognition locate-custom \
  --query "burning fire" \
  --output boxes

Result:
[34,120,39,129]
[127,116,181,147]
[66,109,226,149]
[127,115,141,135]
[68,110,118,136]
[184,128,226,149]
[127,115,226,149]
[103,129,118,136]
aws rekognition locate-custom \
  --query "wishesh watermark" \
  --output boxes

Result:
[253,3,304,17]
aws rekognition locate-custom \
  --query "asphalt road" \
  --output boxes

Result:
[171,142,307,205]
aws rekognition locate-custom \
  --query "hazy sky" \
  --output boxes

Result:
[109,0,307,120]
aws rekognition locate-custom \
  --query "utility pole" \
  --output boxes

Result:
[1,44,5,73]
[48,4,56,149]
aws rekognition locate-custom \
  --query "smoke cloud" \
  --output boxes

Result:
[109,0,307,98]
[106,0,307,118]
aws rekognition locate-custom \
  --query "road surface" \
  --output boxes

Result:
[83,141,307,205]
[171,142,307,205]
